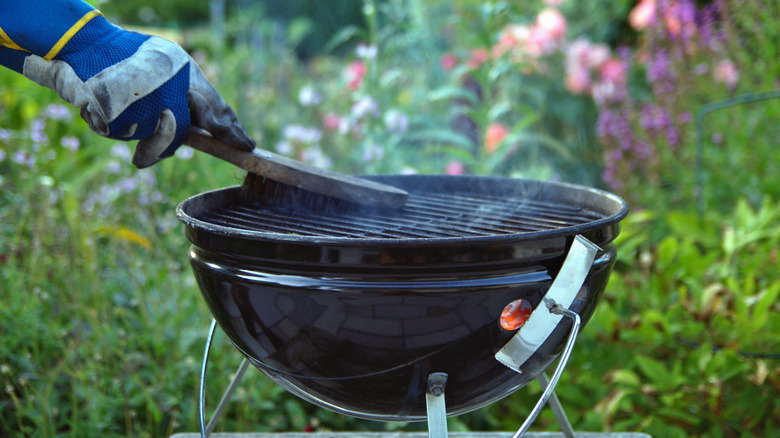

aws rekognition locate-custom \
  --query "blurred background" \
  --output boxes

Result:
[0,0,778,437]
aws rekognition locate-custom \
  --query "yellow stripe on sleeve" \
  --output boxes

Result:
[0,26,29,52]
[43,9,103,60]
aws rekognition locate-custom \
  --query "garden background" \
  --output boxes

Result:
[0,0,778,437]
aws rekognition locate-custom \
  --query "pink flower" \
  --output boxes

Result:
[445,161,465,175]
[484,123,510,154]
[467,48,489,69]
[492,24,531,60]
[714,59,739,88]
[565,67,591,94]
[629,0,656,30]
[345,60,367,90]
[600,58,626,84]
[322,114,341,131]
[536,9,567,43]
[440,53,458,70]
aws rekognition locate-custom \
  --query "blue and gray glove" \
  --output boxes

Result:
[0,0,255,167]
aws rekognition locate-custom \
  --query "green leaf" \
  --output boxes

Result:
[634,355,669,387]
[406,128,475,149]
[322,25,363,54]
[427,85,480,106]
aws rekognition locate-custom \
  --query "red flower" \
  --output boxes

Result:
[345,60,367,90]
[484,122,510,154]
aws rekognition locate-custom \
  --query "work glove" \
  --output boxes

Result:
[0,1,255,168]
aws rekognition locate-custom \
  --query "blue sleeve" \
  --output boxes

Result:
[0,46,28,74]
[0,0,99,69]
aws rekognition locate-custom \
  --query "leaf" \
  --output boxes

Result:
[406,128,475,149]
[750,282,780,332]
[322,25,363,54]
[96,226,151,249]
[634,355,669,387]
[427,85,480,106]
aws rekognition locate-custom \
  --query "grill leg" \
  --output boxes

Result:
[537,372,575,438]
[510,305,581,438]
[425,373,449,438]
[199,319,251,438]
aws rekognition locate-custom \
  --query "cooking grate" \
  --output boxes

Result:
[197,191,604,239]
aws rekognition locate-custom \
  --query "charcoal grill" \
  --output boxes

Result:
[175,174,629,437]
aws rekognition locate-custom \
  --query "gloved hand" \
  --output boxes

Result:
[0,1,255,168]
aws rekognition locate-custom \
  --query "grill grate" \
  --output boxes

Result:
[197,191,604,239]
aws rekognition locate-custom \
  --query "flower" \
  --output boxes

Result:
[484,122,510,154]
[298,85,322,107]
[439,52,458,70]
[322,114,341,131]
[61,136,80,152]
[467,48,489,69]
[356,43,378,59]
[629,0,656,30]
[445,160,465,175]
[283,124,322,145]
[345,60,367,90]
[176,146,194,160]
[350,97,379,119]
[536,8,567,44]
[713,59,739,88]
[384,109,409,135]
[565,66,590,94]
[111,143,132,161]
[42,104,72,121]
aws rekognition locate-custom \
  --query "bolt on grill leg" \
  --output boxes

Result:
[426,373,449,438]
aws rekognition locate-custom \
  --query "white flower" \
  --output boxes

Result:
[351,97,379,119]
[302,146,332,169]
[383,109,409,135]
[283,125,322,144]
[276,141,294,155]
[176,146,194,160]
[298,85,322,107]
[356,43,378,59]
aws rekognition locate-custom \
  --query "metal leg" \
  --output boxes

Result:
[537,373,575,438]
[199,319,251,438]
[511,304,581,438]
[426,373,449,438]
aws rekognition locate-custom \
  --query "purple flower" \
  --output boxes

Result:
[111,143,132,161]
[31,119,48,145]
[42,104,72,121]
[12,151,35,167]
[646,49,675,85]
[61,136,80,152]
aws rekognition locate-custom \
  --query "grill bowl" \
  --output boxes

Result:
[176,175,628,421]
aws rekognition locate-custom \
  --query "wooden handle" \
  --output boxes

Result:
[184,130,408,209]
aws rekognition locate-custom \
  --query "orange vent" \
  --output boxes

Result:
[500,299,533,331]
